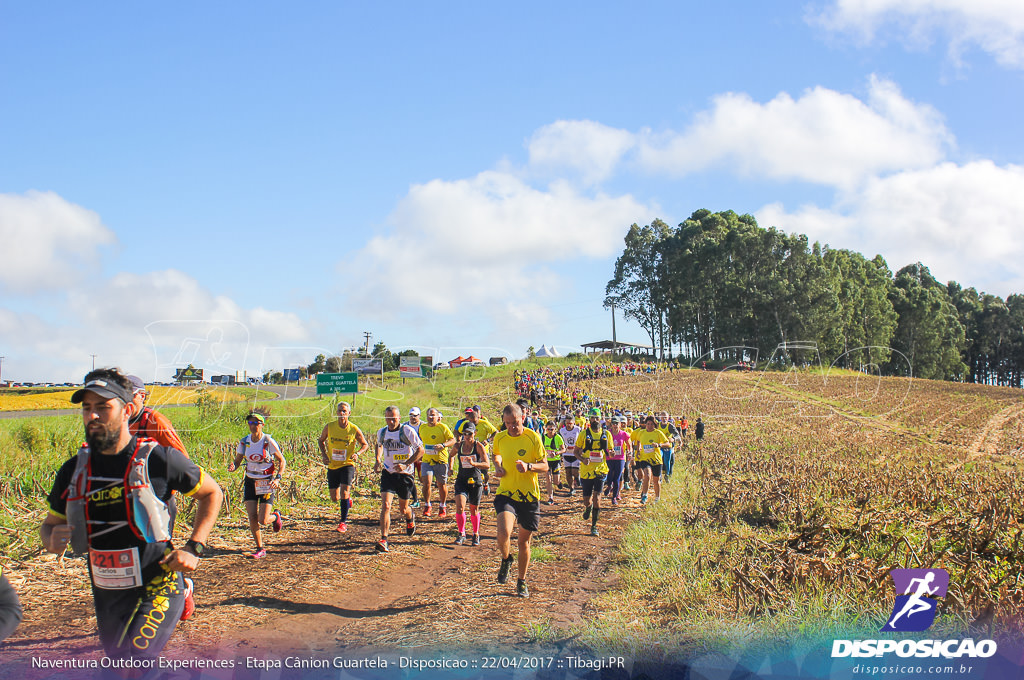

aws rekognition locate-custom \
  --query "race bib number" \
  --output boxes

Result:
[255,478,274,495]
[425,445,435,451]
[590,453,603,463]
[460,455,475,468]
[89,547,142,590]
[393,454,409,462]
[644,444,654,452]
[331,449,348,463]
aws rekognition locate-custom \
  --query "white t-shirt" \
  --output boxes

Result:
[377,424,423,475]
[238,434,282,479]
[559,425,582,457]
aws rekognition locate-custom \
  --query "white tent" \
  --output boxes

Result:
[535,344,561,357]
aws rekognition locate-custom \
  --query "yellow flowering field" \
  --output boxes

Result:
[0,385,255,412]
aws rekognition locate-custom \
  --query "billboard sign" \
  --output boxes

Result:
[316,372,358,395]
[399,356,422,378]
[352,358,383,375]
[283,368,302,382]
[174,366,203,382]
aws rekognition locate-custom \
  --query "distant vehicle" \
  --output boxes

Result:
[433,363,448,370]
[211,375,236,386]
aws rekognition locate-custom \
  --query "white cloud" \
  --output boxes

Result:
[528,120,637,184]
[812,0,1024,69]
[342,171,655,332]
[68,269,309,344]
[0,191,116,293]
[635,76,952,190]
[756,161,1024,295]
[1,267,312,382]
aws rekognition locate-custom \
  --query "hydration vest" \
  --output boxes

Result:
[580,427,610,454]
[64,438,172,554]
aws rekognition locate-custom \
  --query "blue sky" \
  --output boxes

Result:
[2,1,1023,382]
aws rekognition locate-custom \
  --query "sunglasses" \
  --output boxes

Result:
[247,419,262,425]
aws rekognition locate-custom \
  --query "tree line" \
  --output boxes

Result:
[605,209,1024,386]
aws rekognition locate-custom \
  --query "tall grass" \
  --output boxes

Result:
[0,364,527,557]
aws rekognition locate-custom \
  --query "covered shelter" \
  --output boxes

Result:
[580,340,654,356]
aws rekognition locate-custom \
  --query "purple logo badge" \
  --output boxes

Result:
[881,569,949,632]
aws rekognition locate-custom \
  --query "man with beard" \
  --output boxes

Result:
[40,368,222,659]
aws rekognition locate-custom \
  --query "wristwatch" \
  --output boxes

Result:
[184,539,207,557]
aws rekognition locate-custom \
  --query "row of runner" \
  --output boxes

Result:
[22,366,707,663]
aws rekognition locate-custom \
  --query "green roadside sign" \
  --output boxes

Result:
[316,372,358,395]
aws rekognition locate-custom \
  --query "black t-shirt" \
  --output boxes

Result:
[47,437,203,580]
[454,441,485,482]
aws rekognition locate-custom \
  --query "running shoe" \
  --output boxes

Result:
[271,510,283,533]
[590,527,600,537]
[611,497,619,506]
[180,577,195,621]
[622,482,631,491]
[640,495,648,505]
[568,489,575,497]
[483,485,490,496]
[547,498,556,505]
[583,506,591,520]
[336,521,347,533]
[251,548,267,559]
[375,539,389,553]
[406,520,416,536]
[411,500,421,509]
[516,579,529,598]
[557,483,564,490]
[497,555,514,584]
[472,534,481,546]
[438,507,447,519]
[454,534,465,545]
[423,504,432,517]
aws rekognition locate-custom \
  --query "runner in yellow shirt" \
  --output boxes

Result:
[574,407,610,536]
[629,415,671,505]
[317,401,369,533]
[492,403,547,598]
[418,407,455,518]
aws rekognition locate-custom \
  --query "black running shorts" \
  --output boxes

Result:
[493,494,540,532]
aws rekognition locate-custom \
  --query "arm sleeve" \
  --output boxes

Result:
[0,570,23,642]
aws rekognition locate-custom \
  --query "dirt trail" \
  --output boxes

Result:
[3,482,639,668]
[967,401,1024,458]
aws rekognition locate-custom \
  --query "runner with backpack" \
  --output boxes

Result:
[372,405,425,553]
[228,410,286,559]
[574,407,610,536]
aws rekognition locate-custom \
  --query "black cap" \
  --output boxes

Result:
[462,422,477,434]
[71,379,133,406]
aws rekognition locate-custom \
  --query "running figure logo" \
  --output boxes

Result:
[881,569,949,632]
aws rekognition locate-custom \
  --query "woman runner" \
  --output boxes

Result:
[449,423,489,545]
[607,415,631,505]
[228,412,286,558]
